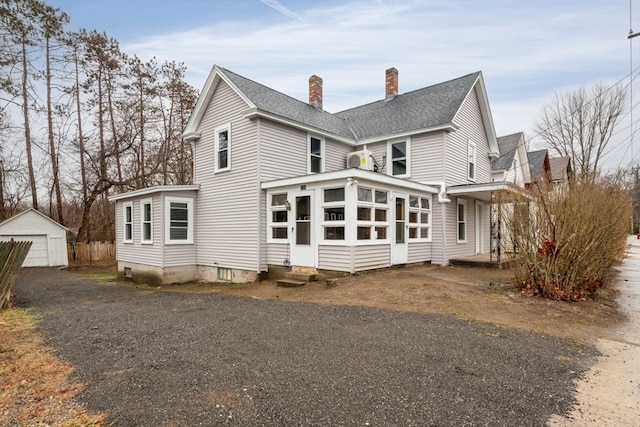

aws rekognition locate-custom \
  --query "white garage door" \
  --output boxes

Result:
[0,235,49,267]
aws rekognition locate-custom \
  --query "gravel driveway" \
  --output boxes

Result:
[15,268,597,426]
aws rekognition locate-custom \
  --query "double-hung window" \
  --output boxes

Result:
[269,193,288,241]
[141,199,153,244]
[322,187,345,241]
[165,197,193,244]
[388,139,410,177]
[457,198,467,243]
[468,140,476,181]
[356,187,389,241]
[123,202,133,243]
[408,195,431,241]
[215,123,231,172]
[308,135,324,173]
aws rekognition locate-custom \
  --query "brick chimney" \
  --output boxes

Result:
[385,67,398,99]
[309,75,323,110]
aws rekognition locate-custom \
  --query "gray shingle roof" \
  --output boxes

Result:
[221,67,480,142]
[527,149,548,181]
[335,72,481,140]
[221,68,355,139]
[492,132,523,171]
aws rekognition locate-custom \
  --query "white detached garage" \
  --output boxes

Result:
[0,208,69,267]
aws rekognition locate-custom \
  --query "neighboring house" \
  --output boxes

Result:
[526,149,551,188]
[549,156,573,187]
[491,132,531,186]
[490,132,531,257]
[0,208,69,267]
[109,66,520,284]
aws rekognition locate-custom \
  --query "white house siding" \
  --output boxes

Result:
[258,120,306,272]
[114,191,198,268]
[194,80,259,272]
[446,87,491,186]
[266,243,289,266]
[353,245,390,271]
[409,131,447,183]
[430,201,446,265]
[444,197,477,260]
[408,242,432,264]
[318,245,353,272]
[326,138,354,172]
[114,194,163,267]
[160,191,197,267]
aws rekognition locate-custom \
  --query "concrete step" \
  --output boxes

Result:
[285,272,318,282]
[276,278,307,288]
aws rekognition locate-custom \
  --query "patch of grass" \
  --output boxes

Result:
[0,307,107,426]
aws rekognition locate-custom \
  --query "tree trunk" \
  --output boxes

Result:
[45,35,64,225]
[21,36,38,210]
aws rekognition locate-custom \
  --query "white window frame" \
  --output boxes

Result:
[308,135,325,174]
[140,198,153,244]
[321,186,346,244]
[457,198,467,243]
[123,202,133,244]
[355,186,390,243]
[268,192,289,243]
[387,138,411,178]
[214,122,231,173]
[165,197,194,244]
[468,140,476,181]
[408,195,432,242]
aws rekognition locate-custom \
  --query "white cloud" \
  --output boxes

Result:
[120,0,634,169]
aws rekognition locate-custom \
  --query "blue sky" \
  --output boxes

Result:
[47,0,638,170]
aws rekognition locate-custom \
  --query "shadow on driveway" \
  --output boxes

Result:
[16,267,597,426]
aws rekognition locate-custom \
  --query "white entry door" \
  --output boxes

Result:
[476,202,484,254]
[290,190,315,267]
[392,193,408,265]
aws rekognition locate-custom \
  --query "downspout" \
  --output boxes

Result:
[421,181,450,265]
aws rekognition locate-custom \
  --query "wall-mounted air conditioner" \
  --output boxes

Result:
[346,150,374,171]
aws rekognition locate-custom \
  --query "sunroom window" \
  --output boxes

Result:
[408,195,431,240]
[269,193,288,240]
[356,187,389,241]
[322,187,345,241]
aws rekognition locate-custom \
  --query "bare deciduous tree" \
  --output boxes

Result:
[535,83,627,179]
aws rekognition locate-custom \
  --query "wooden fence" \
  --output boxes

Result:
[0,240,32,309]
[67,241,115,266]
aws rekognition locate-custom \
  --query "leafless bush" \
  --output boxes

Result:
[503,178,631,300]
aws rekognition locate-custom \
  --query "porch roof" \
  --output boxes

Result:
[446,182,526,202]
[261,169,440,194]
[108,185,200,202]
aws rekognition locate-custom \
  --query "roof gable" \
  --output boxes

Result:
[527,149,550,182]
[0,208,68,231]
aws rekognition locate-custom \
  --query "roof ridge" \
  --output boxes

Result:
[335,71,481,115]
[219,66,314,111]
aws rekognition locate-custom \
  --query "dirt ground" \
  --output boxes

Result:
[3,262,623,425]
[95,263,624,344]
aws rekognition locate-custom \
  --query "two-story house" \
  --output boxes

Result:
[109,66,519,284]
